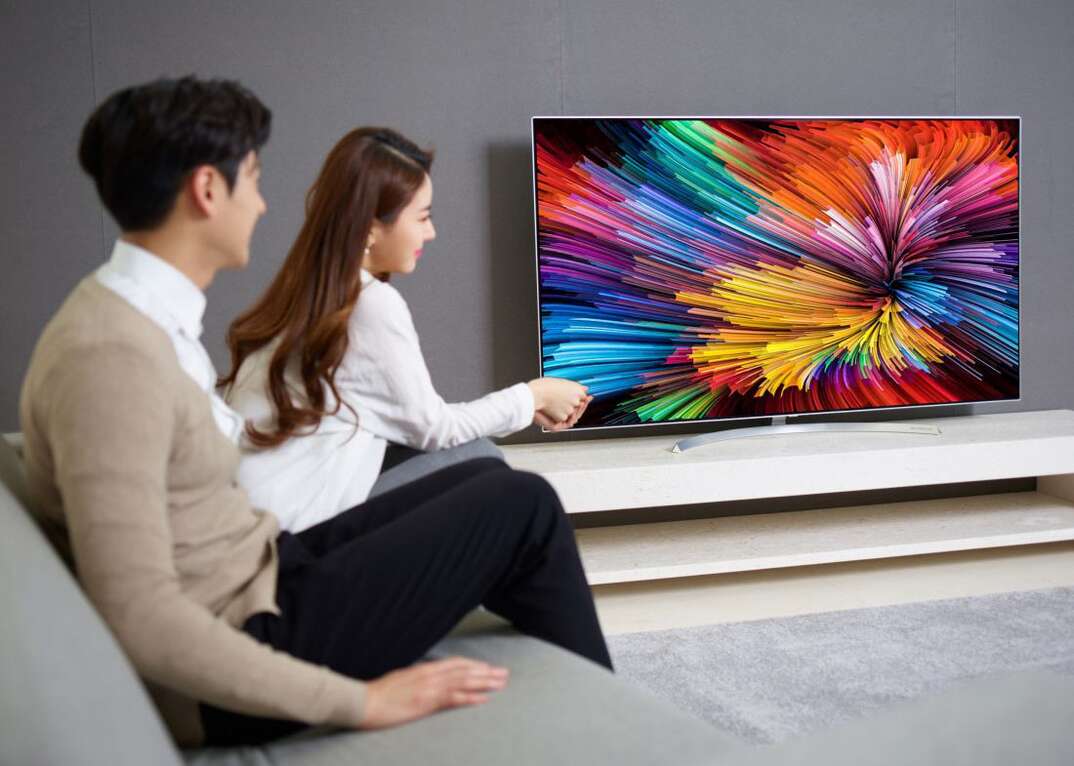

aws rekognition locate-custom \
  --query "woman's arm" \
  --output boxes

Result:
[340,285,536,451]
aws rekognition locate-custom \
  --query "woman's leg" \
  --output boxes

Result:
[201,466,610,745]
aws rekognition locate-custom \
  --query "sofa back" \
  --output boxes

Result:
[0,434,184,766]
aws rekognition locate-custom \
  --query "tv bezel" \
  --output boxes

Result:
[530,115,1023,432]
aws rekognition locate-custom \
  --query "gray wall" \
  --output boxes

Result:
[2,0,1071,437]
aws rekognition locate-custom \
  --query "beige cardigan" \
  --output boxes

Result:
[19,277,366,745]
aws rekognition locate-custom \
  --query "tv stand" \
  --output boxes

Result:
[671,415,941,452]
[500,410,1074,585]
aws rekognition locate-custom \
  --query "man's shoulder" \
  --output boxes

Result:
[27,277,181,391]
[42,277,175,357]
[19,277,187,477]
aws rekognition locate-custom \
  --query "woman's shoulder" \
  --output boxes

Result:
[351,276,411,328]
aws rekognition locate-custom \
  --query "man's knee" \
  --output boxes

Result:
[457,456,509,476]
[487,469,566,526]
[514,469,559,501]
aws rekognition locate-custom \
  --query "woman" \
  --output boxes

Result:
[210,128,610,744]
[221,127,590,532]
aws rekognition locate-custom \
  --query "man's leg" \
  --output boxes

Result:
[286,467,610,674]
[202,466,610,745]
[297,456,510,556]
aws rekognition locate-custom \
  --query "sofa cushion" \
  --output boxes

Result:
[185,615,743,766]
[0,436,185,766]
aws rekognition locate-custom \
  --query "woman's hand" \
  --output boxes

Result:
[527,377,588,423]
[535,395,592,431]
[360,657,509,730]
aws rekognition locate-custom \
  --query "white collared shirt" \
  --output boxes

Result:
[95,239,245,442]
[225,268,534,531]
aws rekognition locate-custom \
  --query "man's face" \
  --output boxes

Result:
[211,150,266,270]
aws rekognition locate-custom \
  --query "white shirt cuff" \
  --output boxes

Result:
[508,381,535,432]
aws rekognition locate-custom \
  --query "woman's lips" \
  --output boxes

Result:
[415,250,423,259]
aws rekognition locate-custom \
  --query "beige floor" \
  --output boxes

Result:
[593,541,1074,636]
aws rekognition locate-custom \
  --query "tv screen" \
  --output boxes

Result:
[532,117,1020,430]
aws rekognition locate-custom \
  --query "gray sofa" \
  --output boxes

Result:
[0,434,742,765]
[3,432,1073,765]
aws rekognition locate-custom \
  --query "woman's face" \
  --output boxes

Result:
[366,173,436,275]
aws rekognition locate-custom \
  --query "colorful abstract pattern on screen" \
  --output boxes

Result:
[535,118,1020,427]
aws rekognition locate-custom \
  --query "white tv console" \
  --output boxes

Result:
[500,410,1074,586]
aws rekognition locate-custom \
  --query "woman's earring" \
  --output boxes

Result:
[364,239,373,257]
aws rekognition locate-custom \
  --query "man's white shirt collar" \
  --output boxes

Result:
[95,239,244,442]
[98,239,207,340]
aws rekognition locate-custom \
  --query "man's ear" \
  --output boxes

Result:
[187,165,220,218]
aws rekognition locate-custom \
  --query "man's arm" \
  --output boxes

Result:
[44,342,365,728]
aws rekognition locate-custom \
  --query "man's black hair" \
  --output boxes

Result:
[78,75,272,231]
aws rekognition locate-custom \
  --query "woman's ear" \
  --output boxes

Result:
[368,218,386,243]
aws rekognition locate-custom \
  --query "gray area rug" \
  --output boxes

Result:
[607,586,1074,745]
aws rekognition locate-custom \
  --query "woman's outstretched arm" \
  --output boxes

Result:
[339,282,535,450]
[338,282,588,450]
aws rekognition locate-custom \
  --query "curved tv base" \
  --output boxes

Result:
[671,421,942,453]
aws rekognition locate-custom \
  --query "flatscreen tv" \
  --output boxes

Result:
[532,116,1021,431]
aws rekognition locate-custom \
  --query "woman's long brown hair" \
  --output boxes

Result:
[219,127,433,448]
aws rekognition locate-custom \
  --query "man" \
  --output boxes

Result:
[19,76,610,747]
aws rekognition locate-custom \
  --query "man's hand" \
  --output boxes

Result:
[360,657,509,729]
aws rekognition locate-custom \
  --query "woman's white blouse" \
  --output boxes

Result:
[226,269,534,531]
